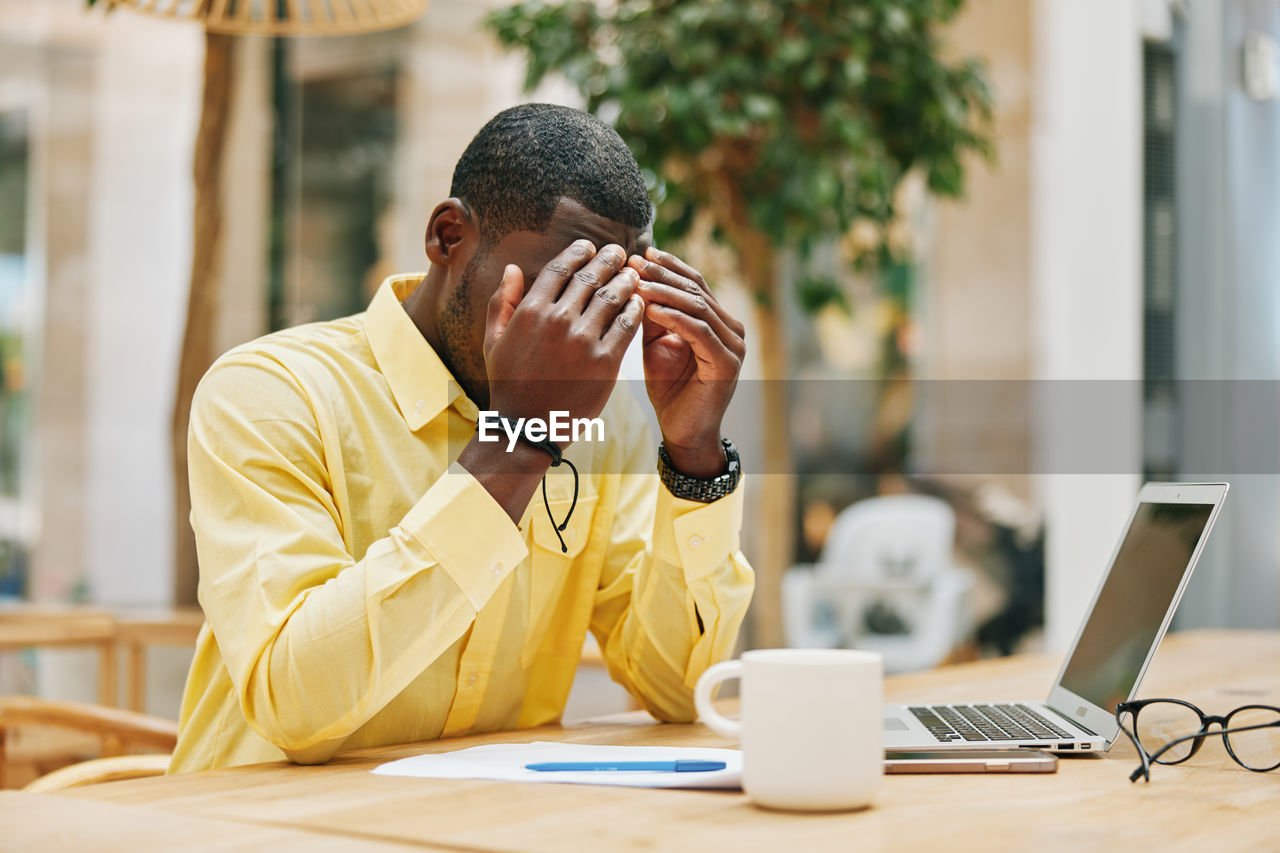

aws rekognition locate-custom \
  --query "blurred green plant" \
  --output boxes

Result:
[489,0,992,271]
[489,0,994,646]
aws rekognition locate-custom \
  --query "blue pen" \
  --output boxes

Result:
[525,760,727,773]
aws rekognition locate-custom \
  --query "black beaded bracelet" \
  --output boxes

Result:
[488,414,578,553]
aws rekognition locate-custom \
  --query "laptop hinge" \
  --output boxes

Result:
[1045,704,1098,736]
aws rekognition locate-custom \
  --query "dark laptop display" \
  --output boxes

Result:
[1058,502,1216,714]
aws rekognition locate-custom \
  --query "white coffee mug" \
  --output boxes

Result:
[694,648,883,812]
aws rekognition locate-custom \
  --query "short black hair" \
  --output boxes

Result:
[450,103,652,243]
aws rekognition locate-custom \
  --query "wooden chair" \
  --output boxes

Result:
[0,607,119,707]
[114,608,205,712]
[0,606,201,789]
[0,696,177,791]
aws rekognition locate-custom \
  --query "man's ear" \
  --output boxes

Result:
[424,198,477,267]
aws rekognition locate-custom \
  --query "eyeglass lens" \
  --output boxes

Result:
[1133,701,1280,770]
[1133,701,1202,763]
[1224,707,1280,771]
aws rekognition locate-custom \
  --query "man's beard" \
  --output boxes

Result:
[437,250,491,410]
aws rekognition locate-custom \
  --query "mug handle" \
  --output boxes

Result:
[694,660,743,738]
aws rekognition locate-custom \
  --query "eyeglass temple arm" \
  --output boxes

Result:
[1115,712,1153,783]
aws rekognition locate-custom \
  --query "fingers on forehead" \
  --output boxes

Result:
[544,240,595,275]
[583,243,627,271]
[647,247,704,283]
[567,245,628,296]
[646,262,703,295]
[641,261,728,321]
[528,240,596,297]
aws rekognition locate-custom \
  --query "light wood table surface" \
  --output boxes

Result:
[7,630,1279,852]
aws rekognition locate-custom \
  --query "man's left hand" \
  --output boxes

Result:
[628,247,745,479]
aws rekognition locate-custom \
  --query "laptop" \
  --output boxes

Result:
[883,481,1229,754]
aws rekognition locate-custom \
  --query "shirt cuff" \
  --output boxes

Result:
[400,461,529,610]
[652,477,745,579]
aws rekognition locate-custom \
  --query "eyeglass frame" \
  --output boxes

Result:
[1114,697,1280,783]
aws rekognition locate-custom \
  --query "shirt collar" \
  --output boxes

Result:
[364,273,479,431]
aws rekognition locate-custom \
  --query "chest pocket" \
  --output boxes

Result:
[521,493,598,668]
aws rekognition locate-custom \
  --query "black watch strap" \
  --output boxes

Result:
[657,439,741,503]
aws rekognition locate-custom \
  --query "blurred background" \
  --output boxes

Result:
[1,0,1278,785]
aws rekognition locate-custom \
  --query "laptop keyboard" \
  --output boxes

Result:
[909,704,1073,743]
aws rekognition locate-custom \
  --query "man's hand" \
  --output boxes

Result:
[484,239,645,431]
[458,239,645,523]
[629,248,745,479]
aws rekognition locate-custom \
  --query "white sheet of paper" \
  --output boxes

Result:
[372,742,742,789]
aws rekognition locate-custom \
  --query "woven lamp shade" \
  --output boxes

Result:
[108,0,429,36]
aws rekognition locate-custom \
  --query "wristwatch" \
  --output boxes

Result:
[657,439,741,503]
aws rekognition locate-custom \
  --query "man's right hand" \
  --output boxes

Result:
[458,239,644,523]
[483,239,645,427]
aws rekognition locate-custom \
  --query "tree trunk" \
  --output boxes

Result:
[707,165,796,650]
[743,246,794,650]
[172,33,235,606]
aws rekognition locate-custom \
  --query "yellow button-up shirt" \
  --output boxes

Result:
[169,274,754,773]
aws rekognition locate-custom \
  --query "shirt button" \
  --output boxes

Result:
[467,669,478,686]
[688,535,705,550]
[491,561,503,578]
[415,399,425,414]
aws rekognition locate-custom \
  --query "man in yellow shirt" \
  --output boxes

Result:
[170,104,754,772]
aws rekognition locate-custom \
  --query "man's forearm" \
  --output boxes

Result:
[456,435,554,522]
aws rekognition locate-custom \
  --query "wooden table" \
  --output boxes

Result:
[4,630,1278,852]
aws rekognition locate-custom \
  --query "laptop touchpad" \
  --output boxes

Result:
[884,717,908,731]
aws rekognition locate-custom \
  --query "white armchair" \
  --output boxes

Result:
[782,494,974,673]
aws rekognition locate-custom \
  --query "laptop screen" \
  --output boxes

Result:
[1057,502,1216,714]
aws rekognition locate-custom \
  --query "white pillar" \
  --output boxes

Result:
[84,13,202,606]
[1032,0,1144,652]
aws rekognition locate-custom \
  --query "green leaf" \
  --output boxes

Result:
[795,275,849,314]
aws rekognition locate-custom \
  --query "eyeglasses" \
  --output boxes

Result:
[1115,698,1280,783]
